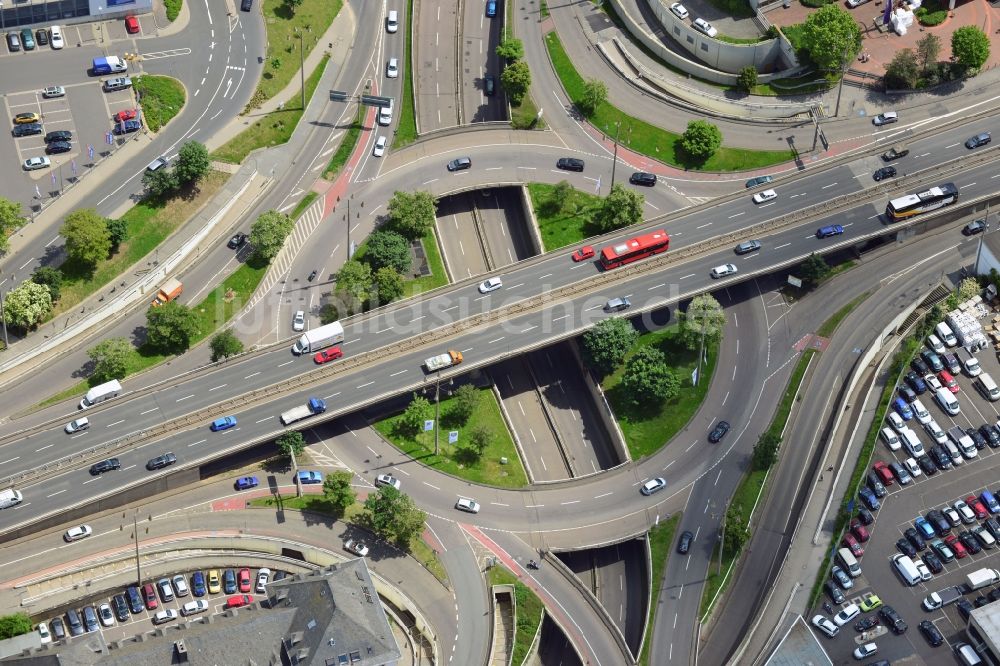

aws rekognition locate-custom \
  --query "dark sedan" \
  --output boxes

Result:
[89,458,121,475]
[46,141,72,155]
[12,123,43,137]
[629,172,657,186]
[873,166,896,181]
[44,130,72,143]
[228,232,248,249]
[146,452,177,470]
[918,620,943,647]
[708,420,730,443]
[556,157,585,172]
[677,530,693,554]
[964,219,987,236]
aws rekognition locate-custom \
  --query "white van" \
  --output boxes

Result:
[892,553,920,586]
[960,348,982,377]
[0,489,24,509]
[944,439,964,465]
[837,547,861,577]
[924,419,947,444]
[900,428,925,458]
[378,98,394,126]
[977,373,1000,401]
[936,321,958,347]
[386,9,399,33]
[911,398,930,424]
[927,333,945,354]
[880,427,901,451]
[955,643,983,666]
[935,387,960,415]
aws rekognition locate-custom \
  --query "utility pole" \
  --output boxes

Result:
[718,511,726,576]
[434,373,441,456]
[834,46,849,118]
[609,122,621,188]
[695,301,707,386]
[0,277,8,350]
[974,203,991,275]
[132,510,142,586]
[296,29,305,111]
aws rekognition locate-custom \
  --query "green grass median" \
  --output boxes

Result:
[133,75,185,132]
[488,566,545,665]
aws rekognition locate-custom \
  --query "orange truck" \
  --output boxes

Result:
[151,278,183,307]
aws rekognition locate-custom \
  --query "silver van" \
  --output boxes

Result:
[837,547,861,577]
[977,373,1000,401]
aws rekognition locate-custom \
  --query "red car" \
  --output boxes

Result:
[314,347,344,364]
[849,518,870,543]
[114,108,137,123]
[842,532,864,558]
[945,534,968,559]
[225,594,253,609]
[571,246,595,262]
[967,495,989,520]
[238,568,252,593]
[872,461,894,486]
[142,583,158,610]
[938,370,960,393]
[125,15,140,34]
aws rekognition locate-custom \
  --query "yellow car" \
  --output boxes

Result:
[859,593,882,613]
[207,569,221,594]
[13,112,41,124]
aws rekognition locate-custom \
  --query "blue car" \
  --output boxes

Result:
[191,571,206,597]
[114,118,142,134]
[982,490,1000,514]
[297,470,323,484]
[210,416,237,431]
[915,516,936,540]
[486,0,497,17]
[893,397,913,421]
[235,475,259,490]
[859,486,880,511]
[223,569,237,594]
[816,224,844,238]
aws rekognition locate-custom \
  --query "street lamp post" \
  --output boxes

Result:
[609,122,621,188]
[296,29,305,111]
[0,278,9,350]
[974,203,991,275]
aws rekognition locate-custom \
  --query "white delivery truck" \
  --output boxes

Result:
[922,586,965,610]
[965,568,1000,591]
[424,350,463,372]
[79,379,122,409]
[280,398,327,426]
[0,488,24,509]
[292,321,344,354]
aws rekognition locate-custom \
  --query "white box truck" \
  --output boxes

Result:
[280,398,327,426]
[0,489,24,509]
[424,350,463,372]
[922,586,965,610]
[79,379,122,409]
[292,321,344,354]
[965,568,1000,591]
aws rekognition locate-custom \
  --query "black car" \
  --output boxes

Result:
[967,428,988,450]
[964,219,987,236]
[976,595,990,607]
[960,530,982,554]
[857,505,874,526]
[111,594,130,622]
[919,620,943,647]
[928,509,951,536]
[82,606,99,633]
[484,75,496,96]
[824,579,846,604]
[855,616,879,632]
[146,452,177,470]
[36,28,49,46]
[905,371,927,394]
[227,232,248,249]
[126,586,144,614]
[629,172,657,186]
[980,424,1000,448]
[896,538,916,558]
[923,551,943,573]
[677,530,693,554]
[866,471,887,498]
[930,445,952,470]
[898,385,917,402]
[911,357,930,375]
[708,420,730,443]
[46,141,72,155]
[745,175,773,189]
[985,518,1000,541]
[12,123,43,138]
[734,240,761,255]
[44,130,72,143]
[905,527,926,551]
[873,166,897,181]
[65,609,83,636]
[881,145,909,161]
[90,458,121,475]
[446,157,472,171]
[50,617,66,640]
[989,587,1000,603]
[917,454,938,476]
[957,599,974,621]
[556,157,585,172]
[966,132,991,149]
[879,605,907,634]
[308,269,318,281]
[241,0,253,10]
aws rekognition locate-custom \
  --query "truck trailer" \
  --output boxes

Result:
[280,398,327,426]
[92,56,128,74]
[424,350,463,372]
[292,321,344,354]
[79,379,123,409]
[151,278,183,307]
[965,568,1000,591]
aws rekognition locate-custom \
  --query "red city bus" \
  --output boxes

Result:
[600,229,670,269]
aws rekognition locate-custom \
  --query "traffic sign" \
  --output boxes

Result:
[360,95,392,108]
[329,90,348,101]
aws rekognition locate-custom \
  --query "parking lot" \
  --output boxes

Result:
[813,302,1000,665]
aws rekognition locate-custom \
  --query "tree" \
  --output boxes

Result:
[915,33,941,72]
[737,66,758,92]
[801,5,862,71]
[210,329,244,362]
[145,301,198,353]
[31,266,63,302]
[444,384,480,427]
[322,470,357,514]
[87,337,132,382]
[249,210,295,262]
[0,612,32,640]
[581,78,608,116]
[723,505,747,557]
[799,253,831,285]
[680,293,727,350]
[621,346,679,407]
[884,48,920,90]
[395,394,432,438]
[752,431,781,471]
[951,26,990,70]
[334,260,373,312]
[592,184,644,233]
[958,276,981,302]
[496,37,524,61]
[500,60,531,105]
[105,217,128,252]
[387,190,437,240]
[362,486,427,548]
[469,424,491,456]
[364,229,411,274]
[2,281,52,330]
[680,120,723,161]
[142,167,178,198]
[581,318,639,375]
[175,141,211,185]
[277,431,306,457]
[283,0,304,12]
[61,208,111,269]
[0,197,24,256]
[373,267,405,305]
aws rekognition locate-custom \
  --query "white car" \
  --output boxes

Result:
[65,417,90,433]
[942,505,962,526]
[904,457,921,478]
[640,477,667,496]
[872,111,897,126]
[386,57,398,78]
[181,600,209,616]
[292,310,305,332]
[152,609,178,625]
[846,0,870,6]
[924,419,947,444]
[172,574,190,597]
[64,524,93,542]
[914,558,932,581]
[373,136,387,157]
[669,2,689,18]
[42,86,66,98]
[887,411,905,431]
[924,373,942,391]
[833,603,859,626]
[478,277,502,293]
[50,26,64,49]
[37,623,51,645]
[256,567,271,593]
[752,189,777,204]
[345,538,370,556]
[853,643,878,660]
[98,603,115,627]
[711,263,737,278]
[456,498,481,513]
[375,473,401,490]
[692,18,718,37]
[23,156,51,171]
[811,614,838,638]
